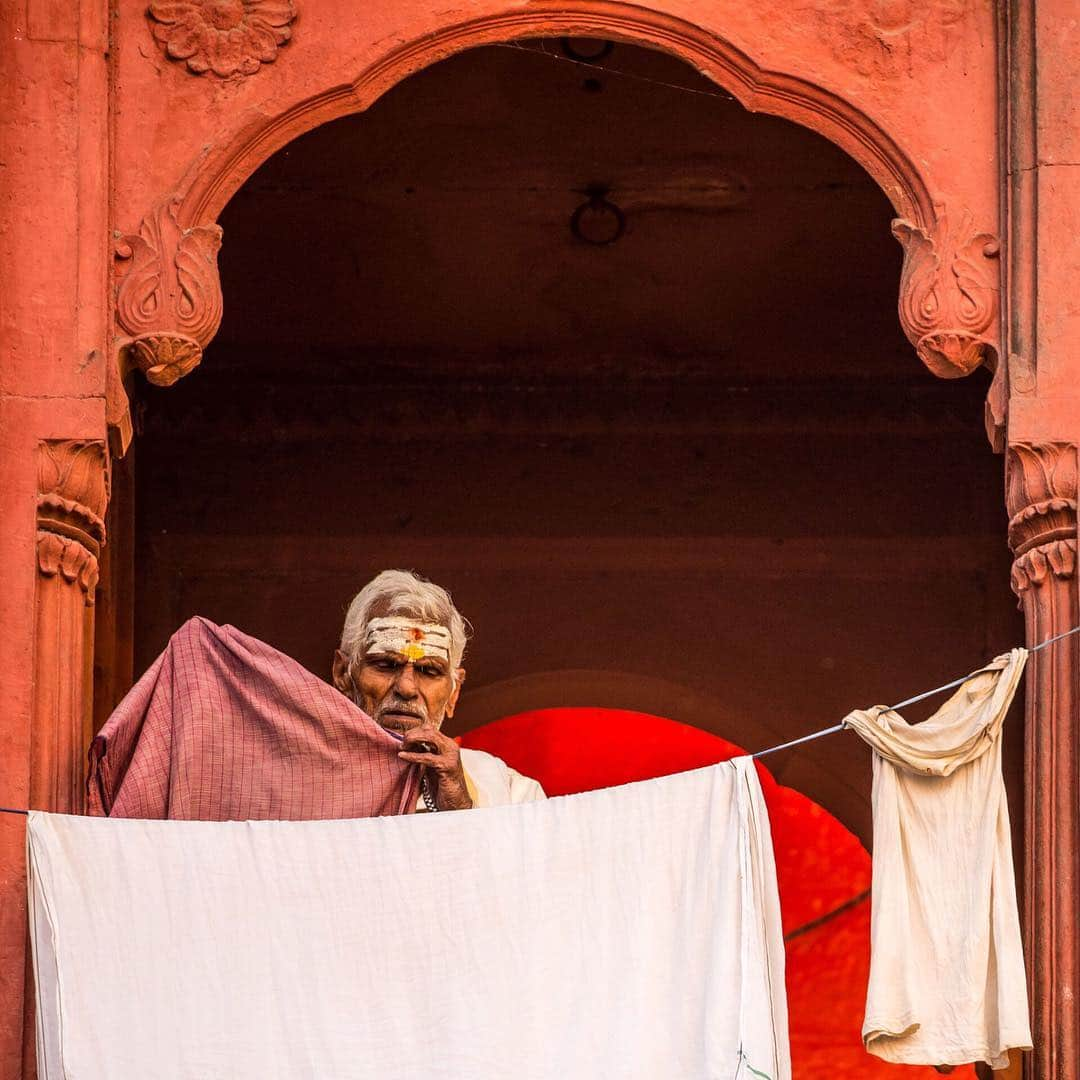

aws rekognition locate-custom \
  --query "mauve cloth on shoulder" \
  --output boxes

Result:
[87,617,421,821]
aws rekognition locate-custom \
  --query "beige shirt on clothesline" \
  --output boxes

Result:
[843,648,1031,1072]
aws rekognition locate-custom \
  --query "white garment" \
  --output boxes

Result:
[416,747,546,811]
[28,758,789,1080]
[843,649,1031,1071]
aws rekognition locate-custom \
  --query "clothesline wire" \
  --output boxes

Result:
[784,887,871,942]
[493,41,739,102]
[751,623,1080,760]
[1,625,1077,816]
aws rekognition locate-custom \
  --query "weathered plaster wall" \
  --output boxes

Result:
[1006,0,1080,441]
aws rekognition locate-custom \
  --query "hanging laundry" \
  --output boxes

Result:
[88,616,421,820]
[843,649,1030,1071]
[28,757,789,1080]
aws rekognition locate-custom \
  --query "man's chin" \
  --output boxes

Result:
[377,713,425,733]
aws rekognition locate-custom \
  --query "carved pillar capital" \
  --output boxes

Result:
[36,440,109,604]
[1006,442,1078,595]
[892,208,1001,380]
[115,195,223,387]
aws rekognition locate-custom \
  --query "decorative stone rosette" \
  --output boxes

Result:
[148,1,297,79]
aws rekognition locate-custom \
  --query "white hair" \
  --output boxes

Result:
[340,569,469,670]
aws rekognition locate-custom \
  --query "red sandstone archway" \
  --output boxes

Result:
[109,24,1007,1075]
[178,4,934,226]
[112,2,998,404]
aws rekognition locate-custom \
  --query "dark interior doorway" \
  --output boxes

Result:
[131,36,1019,866]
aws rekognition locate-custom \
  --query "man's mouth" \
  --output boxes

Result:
[378,708,424,727]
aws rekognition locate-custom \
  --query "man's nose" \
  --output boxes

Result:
[393,664,419,697]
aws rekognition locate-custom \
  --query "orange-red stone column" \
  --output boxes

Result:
[32,442,110,813]
[0,3,114,1077]
[1002,0,1080,1075]
[20,442,110,1078]
[1007,444,1080,1080]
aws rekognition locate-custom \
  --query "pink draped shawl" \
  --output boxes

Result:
[88,617,420,820]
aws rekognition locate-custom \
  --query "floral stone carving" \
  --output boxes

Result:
[892,209,1000,379]
[115,196,223,386]
[1006,442,1078,594]
[36,440,109,602]
[148,0,297,79]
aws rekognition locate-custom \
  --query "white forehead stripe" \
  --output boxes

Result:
[364,617,452,662]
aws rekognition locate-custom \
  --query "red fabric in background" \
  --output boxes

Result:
[89,617,421,821]
[460,707,976,1079]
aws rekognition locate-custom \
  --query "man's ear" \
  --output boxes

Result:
[444,668,466,718]
[331,649,352,695]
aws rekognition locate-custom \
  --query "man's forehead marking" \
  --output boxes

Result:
[365,617,451,640]
[364,617,452,662]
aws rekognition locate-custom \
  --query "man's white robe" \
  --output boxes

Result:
[415,747,545,811]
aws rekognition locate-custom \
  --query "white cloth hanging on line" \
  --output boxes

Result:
[843,648,1031,1071]
[28,756,790,1080]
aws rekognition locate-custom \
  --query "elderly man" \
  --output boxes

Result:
[331,569,545,811]
[89,568,543,820]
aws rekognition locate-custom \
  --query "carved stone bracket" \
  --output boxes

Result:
[147,0,297,80]
[892,208,1001,379]
[36,441,110,604]
[115,196,223,387]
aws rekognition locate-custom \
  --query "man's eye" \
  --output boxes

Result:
[372,659,400,672]
[417,665,443,678]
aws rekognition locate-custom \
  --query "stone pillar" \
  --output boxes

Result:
[1006,442,1080,1080]
[21,440,110,1080]
[0,0,113,1073]
[33,441,109,813]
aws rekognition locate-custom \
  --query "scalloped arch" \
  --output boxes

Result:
[118,0,995,389]
[177,1,935,229]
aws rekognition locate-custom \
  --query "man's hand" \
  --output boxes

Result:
[398,726,473,811]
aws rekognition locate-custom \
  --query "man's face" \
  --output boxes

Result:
[332,640,464,734]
